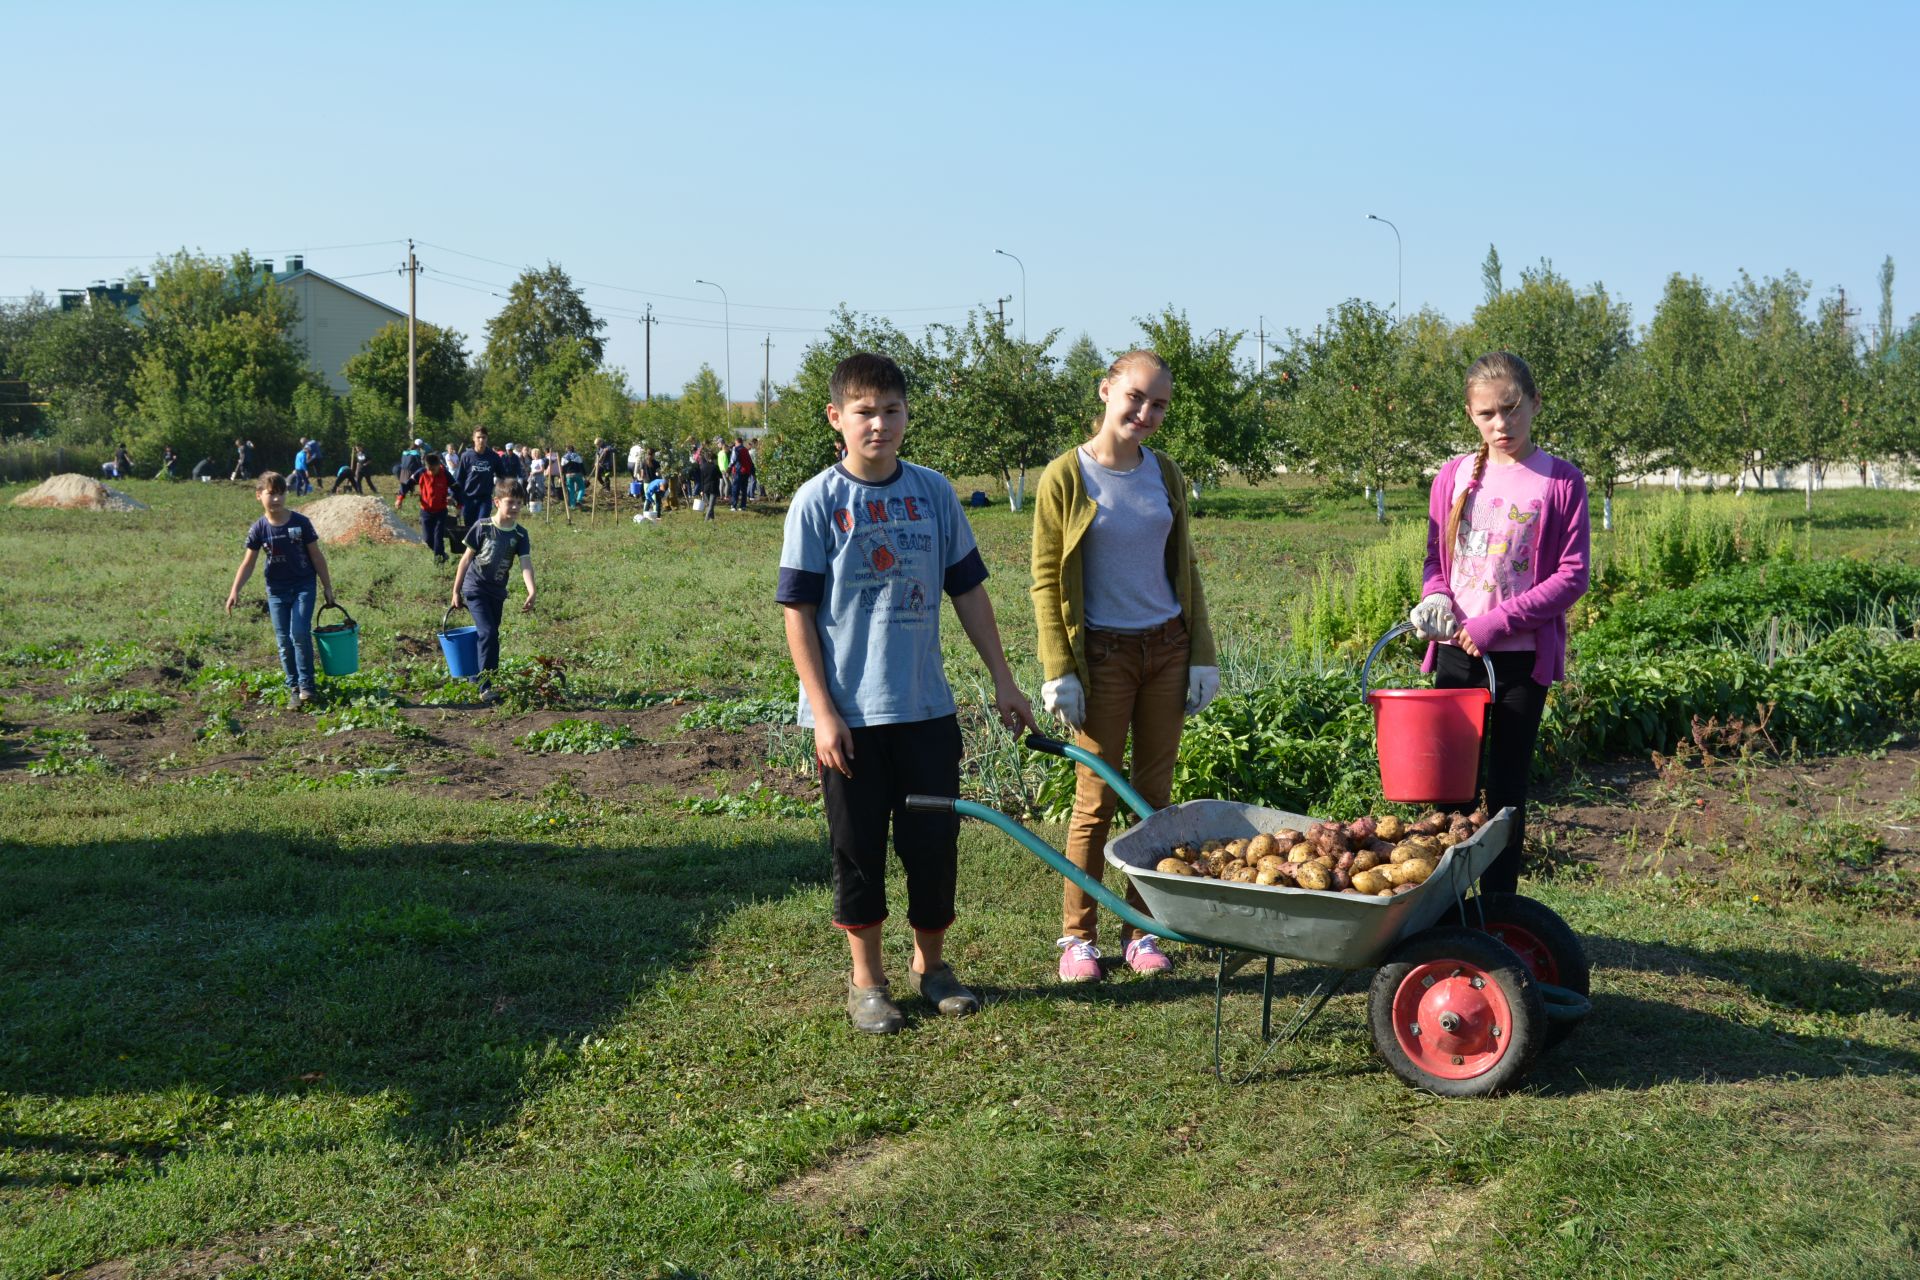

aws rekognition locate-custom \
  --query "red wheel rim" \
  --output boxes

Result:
[1486,923,1561,986]
[1390,960,1514,1080]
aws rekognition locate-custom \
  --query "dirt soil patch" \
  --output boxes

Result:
[77,1225,322,1278]
[11,473,146,511]
[298,495,423,545]
[1533,745,1920,881]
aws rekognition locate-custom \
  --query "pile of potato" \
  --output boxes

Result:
[1152,809,1487,898]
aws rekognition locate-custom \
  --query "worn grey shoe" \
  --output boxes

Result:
[909,963,980,1017]
[847,981,905,1034]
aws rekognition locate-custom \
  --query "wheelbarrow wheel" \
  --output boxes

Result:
[1368,927,1545,1097]
[1470,893,1590,1050]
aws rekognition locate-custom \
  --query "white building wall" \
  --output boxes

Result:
[280,276,406,395]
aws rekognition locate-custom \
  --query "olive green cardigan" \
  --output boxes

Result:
[1030,444,1217,689]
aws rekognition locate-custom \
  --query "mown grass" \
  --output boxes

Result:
[3,474,1920,1277]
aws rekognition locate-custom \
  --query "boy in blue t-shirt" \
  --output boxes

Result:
[225,471,339,705]
[777,353,1036,1034]
[450,477,536,705]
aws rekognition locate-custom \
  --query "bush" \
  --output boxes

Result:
[1286,521,1427,659]
[1589,492,1789,605]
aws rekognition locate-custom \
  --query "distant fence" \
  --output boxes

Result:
[0,439,110,485]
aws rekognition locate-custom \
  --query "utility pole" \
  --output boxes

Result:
[762,334,773,432]
[638,305,657,400]
[404,241,419,433]
[995,295,1011,331]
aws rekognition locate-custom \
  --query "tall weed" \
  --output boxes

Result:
[1590,492,1789,606]
[1286,521,1427,659]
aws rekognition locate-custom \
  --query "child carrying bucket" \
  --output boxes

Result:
[450,476,536,705]
[224,472,339,707]
[1407,352,1590,896]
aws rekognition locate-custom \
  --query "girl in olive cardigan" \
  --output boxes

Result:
[1030,349,1219,983]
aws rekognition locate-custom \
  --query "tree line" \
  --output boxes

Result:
[4,247,1915,513]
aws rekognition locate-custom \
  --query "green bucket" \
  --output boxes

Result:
[313,602,360,677]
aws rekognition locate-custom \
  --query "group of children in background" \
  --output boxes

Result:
[218,342,1585,1029]
[782,346,1588,1031]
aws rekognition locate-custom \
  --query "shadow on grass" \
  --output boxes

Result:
[1527,932,1920,1092]
[0,823,826,1178]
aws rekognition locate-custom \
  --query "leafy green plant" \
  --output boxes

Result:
[52,689,178,716]
[677,697,793,733]
[489,655,570,712]
[678,780,819,819]
[1590,491,1789,605]
[516,719,636,754]
[1286,521,1427,658]
[314,705,419,738]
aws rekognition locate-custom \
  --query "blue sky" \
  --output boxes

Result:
[4,2,1914,398]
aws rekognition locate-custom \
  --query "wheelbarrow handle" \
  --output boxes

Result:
[907,793,1202,947]
[1024,734,1157,821]
[1361,621,1497,702]
[439,603,469,632]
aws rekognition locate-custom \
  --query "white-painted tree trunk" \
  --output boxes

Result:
[1602,493,1613,530]
[1735,470,1747,496]
[1375,487,1386,523]
[1805,465,1813,512]
[1005,468,1026,513]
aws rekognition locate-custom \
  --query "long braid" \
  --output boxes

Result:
[1446,442,1490,555]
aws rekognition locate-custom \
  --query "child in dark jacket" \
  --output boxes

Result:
[450,477,537,704]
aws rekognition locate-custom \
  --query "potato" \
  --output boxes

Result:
[1155,857,1196,876]
[1332,867,1353,890]
[1287,844,1314,865]
[1293,862,1331,891]
[1248,833,1276,862]
[1400,857,1436,885]
[1234,864,1259,883]
[1225,838,1249,861]
[1202,839,1224,854]
[1435,832,1460,849]
[1256,854,1288,876]
[1312,854,1335,870]
[1409,818,1445,838]
[1469,808,1490,828]
[1376,889,1395,898]
[1170,843,1197,863]
[1255,867,1285,886]
[1390,842,1423,865]
[1351,869,1388,895]
[1351,849,1382,874]
[1374,815,1406,842]
[1274,828,1305,847]
[1348,815,1377,842]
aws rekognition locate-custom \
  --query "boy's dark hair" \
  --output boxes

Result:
[425,452,444,466]
[830,353,907,407]
[256,471,287,494]
[472,426,489,439]
[493,477,528,501]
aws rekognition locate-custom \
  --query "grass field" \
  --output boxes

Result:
[2,474,1918,1278]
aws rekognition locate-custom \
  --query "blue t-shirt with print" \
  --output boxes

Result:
[245,513,319,592]
[461,520,532,601]
[775,461,987,728]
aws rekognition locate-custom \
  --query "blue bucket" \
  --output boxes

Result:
[438,604,481,679]
[628,479,643,497]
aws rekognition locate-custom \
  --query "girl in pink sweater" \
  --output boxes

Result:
[1407,352,1590,895]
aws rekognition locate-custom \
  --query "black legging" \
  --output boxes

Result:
[1433,645,1549,897]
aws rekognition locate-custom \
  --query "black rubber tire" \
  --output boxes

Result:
[1471,893,1590,1051]
[1470,893,1590,995]
[1369,926,1546,1097]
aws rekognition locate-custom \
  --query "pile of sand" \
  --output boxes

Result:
[300,495,424,545]
[11,474,147,511]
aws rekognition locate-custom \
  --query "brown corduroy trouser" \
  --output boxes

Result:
[1062,617,1190,946]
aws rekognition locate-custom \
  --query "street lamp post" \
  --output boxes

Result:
[994,248,1026,340]
[1366,214,1401,322]
[694,278,732,431]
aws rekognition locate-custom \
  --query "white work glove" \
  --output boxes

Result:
[1041,674,1085,729]
[1185,665,1221,717]
[1409,593,1458,642]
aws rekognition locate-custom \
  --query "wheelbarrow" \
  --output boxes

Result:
[908,736,1590,1097]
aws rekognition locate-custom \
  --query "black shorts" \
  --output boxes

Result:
[821,714,962,931]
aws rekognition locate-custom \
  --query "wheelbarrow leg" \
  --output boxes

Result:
[1213,959,1353,1083]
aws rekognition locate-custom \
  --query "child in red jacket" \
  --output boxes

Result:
[396,452,454,563]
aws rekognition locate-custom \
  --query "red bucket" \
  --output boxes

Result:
[1366,687,1490,804]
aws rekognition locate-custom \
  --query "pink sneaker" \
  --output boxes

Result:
[1056,937,1103,983]
[1124,935,1173,975]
